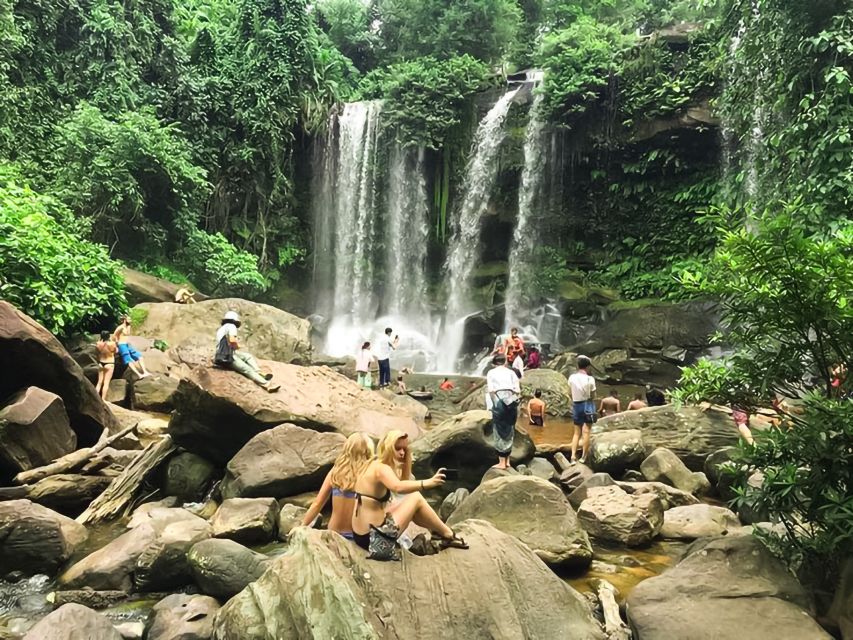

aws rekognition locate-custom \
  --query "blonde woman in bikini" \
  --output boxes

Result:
[95,330,117,401]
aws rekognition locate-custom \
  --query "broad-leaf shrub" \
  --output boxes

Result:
[0,170,126,335]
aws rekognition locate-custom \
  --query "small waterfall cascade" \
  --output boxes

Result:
[385,145,430,323]
[309,117,338,318]
[505,90,548,329]
[438,88,520,371]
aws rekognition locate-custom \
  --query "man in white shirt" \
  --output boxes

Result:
[567,355,596,464]
[374,327,399,388]
[486,355,521,469]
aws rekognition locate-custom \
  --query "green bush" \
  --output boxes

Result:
[0,169,127,336]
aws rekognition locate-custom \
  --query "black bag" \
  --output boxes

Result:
[584,409,598,424]
[214,334,234,366]
[368,518,401,561]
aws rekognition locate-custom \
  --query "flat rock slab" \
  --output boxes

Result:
[577,485,663,547]
[211,498,279,544]
[660,504,742,539]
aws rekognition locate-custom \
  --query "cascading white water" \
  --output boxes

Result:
[386,145,430,322]
[439,88,520,371]
[309,115,338,318]
[505,91,547,329]
[330,101,382,325]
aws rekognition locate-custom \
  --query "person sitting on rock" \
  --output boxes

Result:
[396,374,407,395]
[301,433,375,539]
[439,377,455,391]
[526,347,541,370]
[113,315,151,379]
[214,310,280,392]
[94,330,117,401]
[352,432,468,557]
[731,405,755,445]
[174,287,196,304]
[598,389,621,417]
[626,392,647,410]
[527,389,546,426]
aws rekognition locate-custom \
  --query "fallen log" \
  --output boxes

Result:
[14,423,138,485]
[77,435,175,525]
[0,485,30,500]
[593,579,631,640]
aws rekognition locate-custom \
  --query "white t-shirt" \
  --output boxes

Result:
[374,334,395,360]
[512,355,524,378]
[215,323,238,347]
[355,348,374,372]
[487,365,520,405]
[568,371,596,402]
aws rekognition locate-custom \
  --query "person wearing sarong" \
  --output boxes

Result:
[486,355,520,470]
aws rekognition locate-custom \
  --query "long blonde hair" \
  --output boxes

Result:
[329,433,375,492]
[377,430,412,480]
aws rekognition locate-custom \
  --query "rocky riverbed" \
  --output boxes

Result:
[0,299,842,640]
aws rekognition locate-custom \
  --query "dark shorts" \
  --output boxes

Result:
[572,400,595,426]
[353,531,370,550]
[117,343,142,365]
[530,415,544,426]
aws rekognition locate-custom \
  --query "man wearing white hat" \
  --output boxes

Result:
[214,310,280,392]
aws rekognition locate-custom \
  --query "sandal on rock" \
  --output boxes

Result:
[437,532,469,550]
[266,383,281,393]
[263,373,274,381]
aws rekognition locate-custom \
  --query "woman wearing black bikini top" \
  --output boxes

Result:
[352,432,468,553]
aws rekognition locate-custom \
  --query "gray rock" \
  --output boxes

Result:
[448,476,592,569]
[163,452,217,501]
[641,448,711,496]
[660,504,743,539]
[481,466,519,484]
[0,386,76,474]
[134,516,212,591]
[132,375,179,412]
[0,500,87,576]
[590,429,645,474]
[616,481,700,510]
[568,473,617,510]
[558,463,594,491]
[828,556,852,640]
[577,485,663,546]
[411,411,535,488]
[439,488,469,521]
[211,498,279,544]
[553,452,572,472]
[219,424,345,499]
[22,603,122,640]
[527,457,557,481]
[626,535,831,639]
[277,504,307,540]
[114,622,145,640]
[147,593,219,640]
[105,379,128,405]
[703,446,737,488]
[187,538,269,599]
[621,469,645,481]
[213,522,604,640]
[519,369,574,417]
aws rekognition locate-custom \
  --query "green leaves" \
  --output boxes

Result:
[0,167,127,335]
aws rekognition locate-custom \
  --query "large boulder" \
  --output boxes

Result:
[447,476,593,569]
[410,411,534,487]
[660,504,743,540]
[210,498,279,544]
[147,594,219,640]
[596,405,739,470]
[22,603,122,640]
[0,386,77,475]
[590,429,645,474]
[220,424,344,499]
[0,500,88,576]
[131,375,179,412]
[277,504,307,540]
[212,521,604,640]
[439,488,470,521]
[641,448,711,496]
[519,369,572,417]
[0,302,119,446]
[170,364,420,464]
[187,538,270,599]
[121,267,207,306]
[567,473,617,510]
[162,452,217,501]
[59,508,208,591]
[626,535,831,639]
[577,485,664,547]
[704,446,737,488]
[134,298,310,364]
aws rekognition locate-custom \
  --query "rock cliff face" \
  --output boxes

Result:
[213,520,604,640]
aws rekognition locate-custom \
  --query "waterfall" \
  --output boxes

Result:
[505,91,547,329]
[438,88,519,371]
[330,101,382,327]
[309,115,337,319]
[385,145,430,323]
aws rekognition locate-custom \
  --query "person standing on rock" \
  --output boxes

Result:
[627,392,647,410]
[503,327,525,363]
[355,341,376,389]
[598,390,621,417]
[568,355,596,464]
[486,354,521,470]
[374,328,398,389]
[94,330,117,401]
[301,432,375,538]
[113,315,151,378]
[214,310,280,392]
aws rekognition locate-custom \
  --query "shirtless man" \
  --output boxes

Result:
[114,316,151,378]
[598,390,621,417]
[626,392,647,410]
